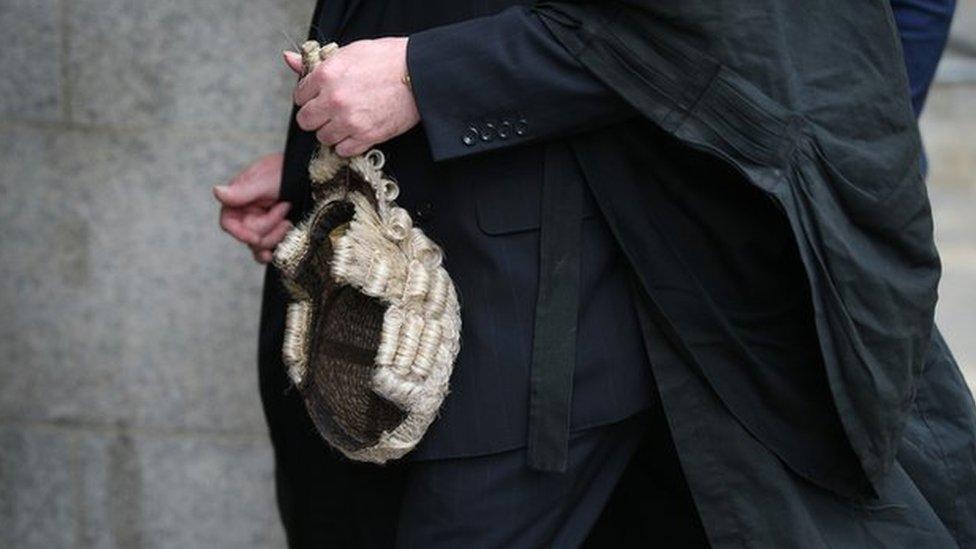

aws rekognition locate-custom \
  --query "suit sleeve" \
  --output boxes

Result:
[406,5,636,161]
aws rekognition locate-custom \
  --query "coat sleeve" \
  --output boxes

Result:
[406,5,636,161]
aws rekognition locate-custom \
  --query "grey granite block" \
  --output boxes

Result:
[934,51,976,85]
[0,125,285,432]
[921,85,976,189]
[921,84,976,389]
[930,185,976,389]
[66,0,314,133]
[0,427,77,549]
[0,0,63,122]
[950,0,976,51]
[77,431,284,549]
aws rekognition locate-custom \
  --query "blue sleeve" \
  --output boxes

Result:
[405,6,636,161]
[890,0,956,115]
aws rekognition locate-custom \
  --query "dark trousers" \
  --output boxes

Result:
[396,404,709,549]
[584,404,710,548]
[263,369,706,547]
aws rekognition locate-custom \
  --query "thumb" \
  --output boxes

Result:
[212,180,272,208]
[283,50,304,76]
[212,184,239,205]
[214,154,283,207]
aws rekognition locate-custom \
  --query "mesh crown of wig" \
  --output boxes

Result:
[272,41,461,464]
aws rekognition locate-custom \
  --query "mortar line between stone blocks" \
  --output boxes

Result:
[60,0,72,123]
[70,430,86,548]
[0,417,270,442]
[0,119,286,142]
[949,38,976,59]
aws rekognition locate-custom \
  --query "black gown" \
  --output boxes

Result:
[257,0,976,547]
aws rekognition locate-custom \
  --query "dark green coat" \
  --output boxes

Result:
[534,1,976,546]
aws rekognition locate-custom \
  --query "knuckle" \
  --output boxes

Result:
[362,127,382,143]
[324,91,342,111]
[356,122,374,139]
[297,107,316,131]
[313,67,330,86]
[348,121,363,136]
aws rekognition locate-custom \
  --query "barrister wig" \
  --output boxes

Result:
[272,41,461,464]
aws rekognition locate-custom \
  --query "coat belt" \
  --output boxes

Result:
[526,142,584,473]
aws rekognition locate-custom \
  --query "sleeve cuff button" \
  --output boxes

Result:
[481,122,496,142]
[462,127,479,146]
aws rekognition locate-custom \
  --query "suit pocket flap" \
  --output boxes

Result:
[473,143,598,236]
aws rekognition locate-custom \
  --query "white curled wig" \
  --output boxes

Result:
[271,41,461,464]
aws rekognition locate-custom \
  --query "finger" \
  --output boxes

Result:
[214,183,275,209]
[220,208,261,246]
[282,50,304,75]
[214,156,283,208]
[295,98,331,132]
[243,202,291,236]
[292,65,328,107]
[334,137,370,158]
[258,219,294,249]
[253,248,274,264]
[315,120,351,147]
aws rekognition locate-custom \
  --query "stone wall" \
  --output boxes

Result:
[1,0,314,547]
[1,1,974,548]
[951,0,976,52]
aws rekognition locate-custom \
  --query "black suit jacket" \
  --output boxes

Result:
[261,0,877,494]
[262,0,654,463]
